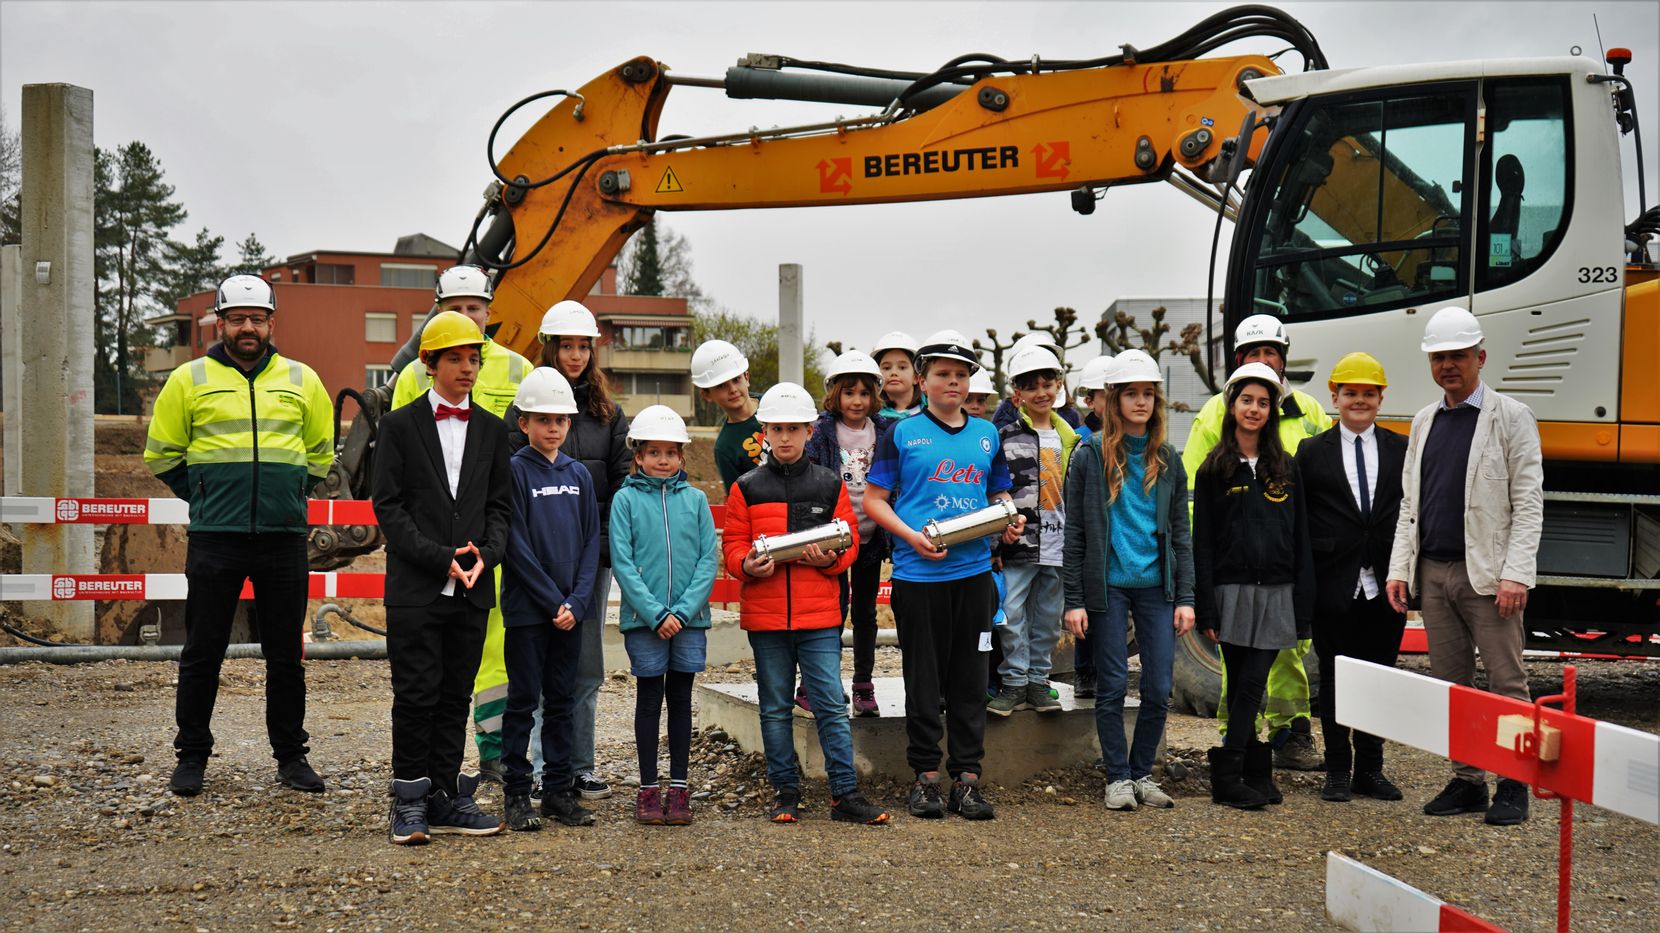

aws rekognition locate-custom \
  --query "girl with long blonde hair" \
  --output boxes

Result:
[1061,349,1195,813]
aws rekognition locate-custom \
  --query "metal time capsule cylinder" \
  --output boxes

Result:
[922,498,1018,550]
[752,519,853,564]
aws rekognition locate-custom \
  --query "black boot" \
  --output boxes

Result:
[1244,741,1283,805]
[1208,747,1268,810]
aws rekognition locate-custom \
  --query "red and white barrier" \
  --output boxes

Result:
[1326,853,1505,933]
[1334,657,1659,824]
[0,572,385,601]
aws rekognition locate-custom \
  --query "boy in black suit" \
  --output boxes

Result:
[372,311,513,845]
[1294,352,1408,804]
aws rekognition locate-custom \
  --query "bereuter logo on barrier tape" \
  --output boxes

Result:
[55,499,148,523]
[51,575,146,599]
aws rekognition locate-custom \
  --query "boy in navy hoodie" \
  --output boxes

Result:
[500,367,601,832]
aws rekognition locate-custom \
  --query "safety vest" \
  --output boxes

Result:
[1180,386,1333,505]
[390,339,532,418]
[144,348,334,533]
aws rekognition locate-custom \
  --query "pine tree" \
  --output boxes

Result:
[95,141,187,414]
[623,219,665,296]
[229,232,273,275]
[160,227,225,315]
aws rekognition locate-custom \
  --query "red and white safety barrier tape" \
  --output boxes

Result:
[0,496,379,526]
[0,572,385,602]
[1326,853,1505,933]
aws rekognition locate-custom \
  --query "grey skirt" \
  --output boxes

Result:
[1214,583,1297,650]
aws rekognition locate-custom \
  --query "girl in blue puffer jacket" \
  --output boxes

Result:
[609,406,719,827]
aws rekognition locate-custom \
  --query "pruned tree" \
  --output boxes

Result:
[1023,306,1091,366]
[825,339,843,356]
[1095,304,1222,409]
[971,329,1017,396]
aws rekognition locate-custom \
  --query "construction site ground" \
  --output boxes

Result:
[1,421,1657,931]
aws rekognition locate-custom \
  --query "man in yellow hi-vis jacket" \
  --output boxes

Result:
[145,274,334,798]
[1182,314,1331,771]
[389,265,532,782]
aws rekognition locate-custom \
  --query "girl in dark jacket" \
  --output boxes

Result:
[509,300,631,800]
[1061,350,1194,813]
[1193,361,1314,811]
[805,350,896,716]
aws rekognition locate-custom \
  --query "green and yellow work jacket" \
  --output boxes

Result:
[390,338,532,419]
[1181,385,1332,516]
[144,344,334,533]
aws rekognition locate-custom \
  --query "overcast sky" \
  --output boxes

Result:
[4,1,1656,353]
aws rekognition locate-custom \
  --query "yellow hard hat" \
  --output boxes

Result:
[419,310,486,356]
[1328,351,1387,392]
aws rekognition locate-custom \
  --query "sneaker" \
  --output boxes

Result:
[948,773,995,820]
[1321,772,1353,802]
[1351,770,1403,801]
[1272,722,1325,771]
[986,684,1024,718]
[907,772,945,819]
[476,757,504,785]
[1485,778,1530,826]
[830,791,891,825]
[428,774,504,835]
[541,788,596,826]
[850,682,880,718]
[1073,679,1096,701]
[1104,779,1138,811]
[664,786,694,826]
[505,793,542,831]
[792,684,814,719]
[388,777,431,846]
[769,786,802,823]
[277,757,325,793]
[169,757,206,797]
[1423,778,1489,817]
[1133,776,1175,809]
[1027,682,1061,713]
[635,786,665,825]
[575,772,612,799]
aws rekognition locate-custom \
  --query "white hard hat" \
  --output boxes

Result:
[1106,349,1162,385]
[627,404,692,446]
[1011,331,1062,356]
[513,366,579,415]
[871,331,920,360]
[435,265,493,302]
[215,274,276,313]
[823,349,883,388]
[917,329,981,373]
[756,382,820,424]
[538,300,601,339]
[1006,346,1063,381]
[1421,305,1484,352]
[1224,361,1285,405]
[690,339,750,389]
[1234,313,1289,350]
[1074,355,1115,396]
[968,368,995,395]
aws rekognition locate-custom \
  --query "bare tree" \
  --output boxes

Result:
[1094,304,1222,409]
[0,105,20,245]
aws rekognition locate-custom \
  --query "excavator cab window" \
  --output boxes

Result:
[1235,83,1476,322]
[1476,78,1571,292]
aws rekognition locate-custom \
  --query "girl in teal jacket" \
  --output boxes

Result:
[609,407,720,826]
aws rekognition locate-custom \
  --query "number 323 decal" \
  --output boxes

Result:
[1578,266,1620,283]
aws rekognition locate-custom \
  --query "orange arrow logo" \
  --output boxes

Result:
[818,158,853,194]
[1033,141,1071,180]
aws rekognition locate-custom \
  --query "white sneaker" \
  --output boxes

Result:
[1133,776,1175,809]
[1104,779,1138,811]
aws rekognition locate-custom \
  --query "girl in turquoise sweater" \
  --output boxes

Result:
[609,406,719,826]
[1061,350,1195,813]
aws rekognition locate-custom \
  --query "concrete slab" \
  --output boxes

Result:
[697,676,1158,784]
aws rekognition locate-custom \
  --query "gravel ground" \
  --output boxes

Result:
[0,650,1655,932]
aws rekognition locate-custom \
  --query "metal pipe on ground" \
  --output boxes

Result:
[0,640,387,665]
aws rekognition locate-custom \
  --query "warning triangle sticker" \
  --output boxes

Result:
[655,167,684,194]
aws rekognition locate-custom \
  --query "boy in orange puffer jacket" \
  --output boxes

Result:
[723,383,890,826]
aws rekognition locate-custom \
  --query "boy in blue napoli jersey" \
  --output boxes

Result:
[864,330,1022,822]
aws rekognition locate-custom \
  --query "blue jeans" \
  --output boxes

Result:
[748,628,857,796]
[1094,586,1175,782]
[568,566,610,777]
[997,563,1064,687]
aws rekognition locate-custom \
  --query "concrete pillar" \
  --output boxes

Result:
[2,244,20,494]
[7,84,96,641]
[777,263,803,387]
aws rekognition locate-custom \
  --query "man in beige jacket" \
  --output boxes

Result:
[1386,306,1543,827]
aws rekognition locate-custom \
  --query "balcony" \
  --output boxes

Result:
[599,346,693,372]
[142,346,194,373]
[614,392,694,419]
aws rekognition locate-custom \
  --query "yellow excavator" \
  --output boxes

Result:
[315,6,1658,687]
